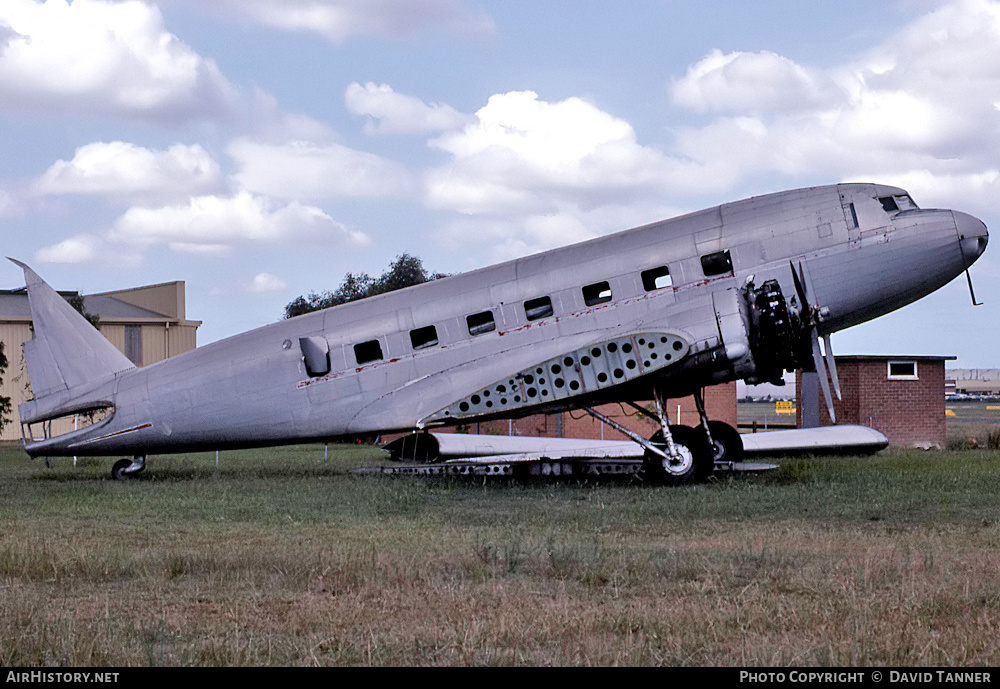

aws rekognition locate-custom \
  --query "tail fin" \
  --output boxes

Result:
[9,259,135,400]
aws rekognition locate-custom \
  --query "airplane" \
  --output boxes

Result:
[9,182,989,485]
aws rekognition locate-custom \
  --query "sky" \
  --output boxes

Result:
[0,0,998,371]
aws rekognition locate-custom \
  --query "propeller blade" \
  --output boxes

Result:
[823,334,842,401]
[811,331,837,424]
[789,260,808,307]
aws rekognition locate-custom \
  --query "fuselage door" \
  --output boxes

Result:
[299,336,331,377]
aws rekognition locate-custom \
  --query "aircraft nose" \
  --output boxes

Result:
[955,211,988,262]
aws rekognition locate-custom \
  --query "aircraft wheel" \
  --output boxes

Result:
[642,425,713,486]
[707,421,744,464]
[111,458,132,482]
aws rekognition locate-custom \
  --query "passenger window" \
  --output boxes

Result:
[467,311,496,336]
[354,340,383,365]
[524,296,554,321]
[582,281,612,306]
[641,266,672,291]
[700,250,733,277]
[409,325,438,350]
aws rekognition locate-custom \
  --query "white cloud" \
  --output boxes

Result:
[228,138,413,201]
[426,91,679,215]
[665,0,1000,212]
[219,0,494,43]
[248,272,288,293]
[671,49,837,113]
[0,0,238,122]
[345,82,471,135]
[35,141,223,201]
[35,235,101,264]
[105,191,370,255]
[0,189,22,217]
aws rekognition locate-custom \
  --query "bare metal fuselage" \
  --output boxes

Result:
[16,183,988,457]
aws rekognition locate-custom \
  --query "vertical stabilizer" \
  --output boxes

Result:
[8,259,135,400]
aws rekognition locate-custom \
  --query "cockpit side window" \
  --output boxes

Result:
[879,194,918,214]
[879,196,899,213]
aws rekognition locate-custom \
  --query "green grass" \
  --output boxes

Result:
[2,443,1000,666]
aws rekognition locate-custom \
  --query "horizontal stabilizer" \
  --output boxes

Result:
[9,259,135,399]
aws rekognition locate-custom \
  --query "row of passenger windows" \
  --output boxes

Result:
[342,253,734,369]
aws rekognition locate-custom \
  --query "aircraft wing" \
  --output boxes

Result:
[384,425,889,465]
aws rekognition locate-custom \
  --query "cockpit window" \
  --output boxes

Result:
[879,194,918,214]
[879,196,899,213]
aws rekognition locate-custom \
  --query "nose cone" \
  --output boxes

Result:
[956,211,989,263]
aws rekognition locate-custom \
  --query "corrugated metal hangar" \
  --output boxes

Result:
[0,281,201,441]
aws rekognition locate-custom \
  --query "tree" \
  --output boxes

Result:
[0,342,12,433]
[283,253,446,319]
[65,293,101,330]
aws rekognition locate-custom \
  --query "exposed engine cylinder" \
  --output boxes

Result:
[744,279,809,385]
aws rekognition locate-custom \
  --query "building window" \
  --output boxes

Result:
[354,339,384,365]
[641,266,672,291]
[700,250,733,277]
[410,325,438,350]
[124,325,142,366]
[524,296,553,321]
[582,281,612,306]
[467,311,496,336]
[888,361,918,380]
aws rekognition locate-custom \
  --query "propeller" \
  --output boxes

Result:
[790,261,841,423]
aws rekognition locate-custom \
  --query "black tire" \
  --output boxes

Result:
[707,420,744,464]
[111,458,132,482]
[642,425,713,486]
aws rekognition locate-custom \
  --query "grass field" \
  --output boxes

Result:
[2,441,1000,667]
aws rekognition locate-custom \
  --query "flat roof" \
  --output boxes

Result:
[833,355,957,362]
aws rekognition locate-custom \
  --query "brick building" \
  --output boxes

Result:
[796,356,953,449]
[470,381,737,441]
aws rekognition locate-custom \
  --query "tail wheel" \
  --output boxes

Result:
[111,457,145,481]
[111,458,132,482]
[706,421,744,464]
[642,425,713,486]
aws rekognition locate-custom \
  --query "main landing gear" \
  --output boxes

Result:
[583,387,743,486]
[111,455,146,481]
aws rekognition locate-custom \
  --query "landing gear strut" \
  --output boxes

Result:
[586,386,743,485]
[111,455,146,481]
[640,388,714,485]
[691,388,744,465]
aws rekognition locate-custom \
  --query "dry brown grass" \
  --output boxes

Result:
[2,445,1000,666]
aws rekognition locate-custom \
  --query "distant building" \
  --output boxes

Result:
[797,355,954,449]
[0,280,201,441]
[948,369,1000,396]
